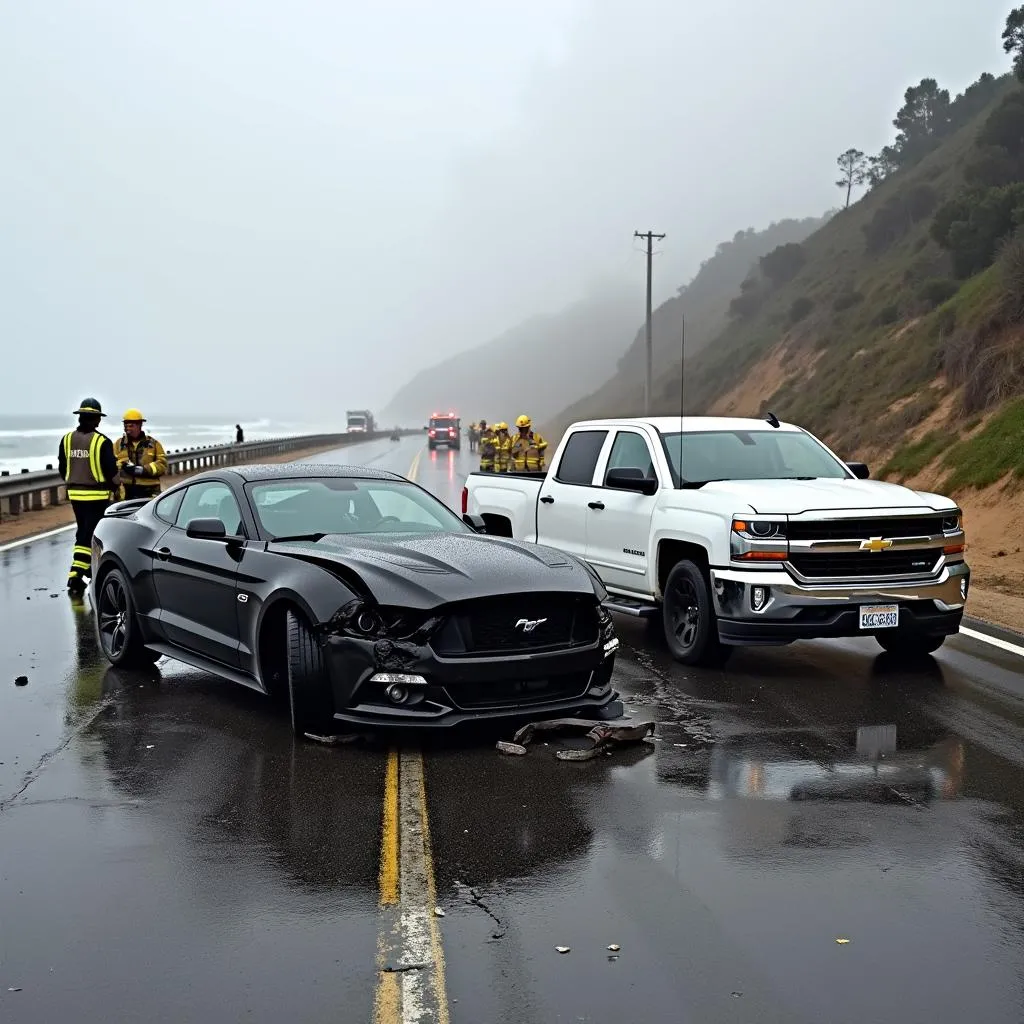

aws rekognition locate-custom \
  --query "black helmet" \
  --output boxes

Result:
[73,398,105,417]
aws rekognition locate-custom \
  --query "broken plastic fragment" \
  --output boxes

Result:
[14,676,28,687]
[496,740,527,756]
[607,944,620,951]
[555,946,570,954]
[434,907,445,917]
[836,937,850,944]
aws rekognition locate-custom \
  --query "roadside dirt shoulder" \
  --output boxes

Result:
[0,442,348,547]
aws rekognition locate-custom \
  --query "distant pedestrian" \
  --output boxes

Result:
[235,424,244,444]
[114,408,167,501]
[58,398,118,594]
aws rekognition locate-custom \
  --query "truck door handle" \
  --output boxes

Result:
[540,495,554,504]
[588,501,605,511]
[156,547,171,560]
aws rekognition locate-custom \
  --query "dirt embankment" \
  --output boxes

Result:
[0,441,348,547]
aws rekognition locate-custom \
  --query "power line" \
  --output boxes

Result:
[634,230,666,415]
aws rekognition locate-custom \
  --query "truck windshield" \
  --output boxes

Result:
[430,418,456,429]
[659,430,850,487]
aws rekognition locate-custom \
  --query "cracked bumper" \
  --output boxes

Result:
[322,634,619,728]
[710,562,970,645]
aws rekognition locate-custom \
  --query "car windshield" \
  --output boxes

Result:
[430,418,456,429]
[247,477,468,539]
[659,429,850,486]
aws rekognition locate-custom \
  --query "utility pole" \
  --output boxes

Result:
[634,230,665,415]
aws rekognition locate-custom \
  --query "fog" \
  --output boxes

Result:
[0,0,1010,420]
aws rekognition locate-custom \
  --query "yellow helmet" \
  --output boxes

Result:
[496,421,508,431]
[122,408,146,423]
[515,414,531,428]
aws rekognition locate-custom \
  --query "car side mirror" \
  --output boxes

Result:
[186,517,228,540]
[463,513,487,533]
[605,468,659,495]
[847,462,870,479]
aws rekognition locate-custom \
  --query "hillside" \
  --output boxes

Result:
[553,40,1024,633]
[378,288,639,429]
[549,214,830,438]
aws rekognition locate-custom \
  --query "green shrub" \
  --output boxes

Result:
[917,278,959,308]
[832,290,864,312]
[789,296,814,323]
[875,303,901,326]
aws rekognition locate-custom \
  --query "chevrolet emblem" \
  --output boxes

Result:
[860,537,893,553]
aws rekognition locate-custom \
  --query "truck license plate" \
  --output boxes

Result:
[859,604,899,630]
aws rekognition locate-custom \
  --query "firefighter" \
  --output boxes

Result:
[114,409,167,501]
[509,414,548,473]
[478,420,497,472]
[468,422,479,453]
[493,422,512,473]
[58,398,119,594]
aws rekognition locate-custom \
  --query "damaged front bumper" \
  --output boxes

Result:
[319,610,620,727]
[710,562,970,645]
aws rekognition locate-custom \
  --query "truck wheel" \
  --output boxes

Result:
[662,560,729,667]
[875,631,945,657]
[286,610,335,738]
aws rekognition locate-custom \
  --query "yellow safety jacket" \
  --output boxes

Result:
[114,433,167,494]
[493,432,512,472]
[61,430,116,502]
[479,428,497,470]
[509,430,548,472]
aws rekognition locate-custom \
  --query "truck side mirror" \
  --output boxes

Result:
[846,462,870,479]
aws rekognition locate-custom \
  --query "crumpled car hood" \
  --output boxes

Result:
[268,531,600,609]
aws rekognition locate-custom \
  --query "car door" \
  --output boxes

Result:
[151,479,245,668]
[585,428,661,594]
[536,428,610,563]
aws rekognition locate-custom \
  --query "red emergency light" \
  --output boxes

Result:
[461,486,468,514]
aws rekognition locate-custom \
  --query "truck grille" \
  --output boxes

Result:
[431,595,600,657]
[788,551,941,579]
[788,516,944,541]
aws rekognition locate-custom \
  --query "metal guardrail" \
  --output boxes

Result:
[0,430,412,520]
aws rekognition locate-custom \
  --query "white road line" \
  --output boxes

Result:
[959,625,1024,659]
[0,523,76,553]
[397,751,448,1023]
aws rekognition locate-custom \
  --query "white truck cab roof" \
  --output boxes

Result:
[565,416,803,435]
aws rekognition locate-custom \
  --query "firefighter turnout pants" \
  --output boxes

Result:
[69,499,109,585]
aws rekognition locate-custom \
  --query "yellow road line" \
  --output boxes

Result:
[407,448,423,483]
[380,749,399,905]
[373,749,449,1023]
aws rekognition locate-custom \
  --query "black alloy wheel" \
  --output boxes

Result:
[662,559,730,667]
[96,568,160,668]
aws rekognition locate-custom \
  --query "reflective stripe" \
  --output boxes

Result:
[68,489,111,501]
[89,433,102,482]
[73,546,91,555]
[72,560,90,571]
[63,432,72,478]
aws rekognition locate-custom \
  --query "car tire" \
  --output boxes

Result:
[95,567,160,668]
[875,630,945,656]
[662,559,731,667]
[286,610,335,738]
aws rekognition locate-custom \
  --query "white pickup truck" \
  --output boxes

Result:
[462,415,970,666]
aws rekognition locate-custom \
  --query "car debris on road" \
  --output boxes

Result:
[496,715,655,761]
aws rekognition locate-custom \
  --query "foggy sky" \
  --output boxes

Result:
[1,0,1011,420]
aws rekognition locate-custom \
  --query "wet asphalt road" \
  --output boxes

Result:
[4,437,1024,1023]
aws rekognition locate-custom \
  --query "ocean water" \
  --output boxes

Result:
[0,415,345,474]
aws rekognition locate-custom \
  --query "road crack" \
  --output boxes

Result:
[457,883,508,941]
[0,696,116,815]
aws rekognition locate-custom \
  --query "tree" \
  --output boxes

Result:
[867,146,900,188]
[759,242,806,286]
[836,148,868,207]
[892,78,951,161]
[1003,6,1024,82]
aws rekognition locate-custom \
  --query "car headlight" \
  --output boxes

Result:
[941,511,963,533]
[327,599,440,642]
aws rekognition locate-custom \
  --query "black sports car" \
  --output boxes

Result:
[89,464,620,735]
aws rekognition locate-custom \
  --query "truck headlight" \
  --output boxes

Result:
[941,511,962,533]
[731,517,789,562]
